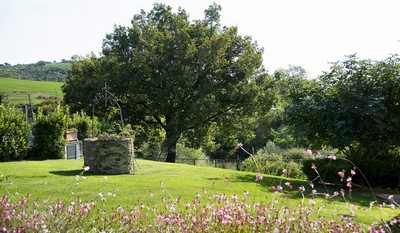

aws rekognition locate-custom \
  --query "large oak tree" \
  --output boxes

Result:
[63,3,274,162]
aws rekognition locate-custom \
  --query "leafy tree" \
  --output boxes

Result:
[63,3,274,162]
[247,66,309,150]
[286,55,400,158]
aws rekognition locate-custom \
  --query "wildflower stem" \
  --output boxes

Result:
[239,147,260,174]
[340,158,378,203]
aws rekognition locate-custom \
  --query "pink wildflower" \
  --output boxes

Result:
[273,185,283,192]
[328,155,336,160]
[299,186,305,192]
[231,194,239,202]
[306,148,312,155]
[311,164,317,170]
[333,191,339,197]
[312,189,317,195]
[236,143,244,149]
[350,168,356,176]
[284,181,293,188]
[346,177,352,188]
[316,151,322,158]
[255,173,263,182]
[309,199,316,205]
[338,170,345,180]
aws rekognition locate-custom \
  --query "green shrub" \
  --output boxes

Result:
[256,141,283,155]
[71,111,99,140]
[302,157,400,188]
[240,153,306,179]
[31,106,67,160]
[0,105,29,161]
[281,148,308,160]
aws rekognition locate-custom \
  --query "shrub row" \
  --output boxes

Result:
[0,105,95,161]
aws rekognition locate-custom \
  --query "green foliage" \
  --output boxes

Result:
[176,144,207,160]
[71,111,99,140]
[62,55,104,114]
[63,3,274,163]
[0,61,71,82]
[139,141,164,160]
[281,148,308,160]
[240,154,306,179]
[0,105,29,161]
[256,141,283,155]
[241,143,306,179]
[31,106,67,159]
[302,157,400,188]
[286,55,400,158]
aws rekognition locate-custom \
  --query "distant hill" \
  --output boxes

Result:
[0,60,71,82]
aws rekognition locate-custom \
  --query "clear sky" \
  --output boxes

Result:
[1,0,400,78]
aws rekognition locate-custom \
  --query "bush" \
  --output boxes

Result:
[71,111,99,140]
[281,148,308,160]
[31,106,67,160]
[302,157,400,188]
[240,153,306,179]
[0,105,29,161]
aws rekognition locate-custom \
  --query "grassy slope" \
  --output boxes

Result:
[0,78,63,105]
[0,159,397,225]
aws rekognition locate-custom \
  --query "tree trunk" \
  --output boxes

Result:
[165,146,177,163]
[164,129,179,163]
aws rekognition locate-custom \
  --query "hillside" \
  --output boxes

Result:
[0,78,63,105]
[0,60,71,82]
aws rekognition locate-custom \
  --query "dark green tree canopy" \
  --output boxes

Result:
[63,3,274,162]
[286,55,400,158]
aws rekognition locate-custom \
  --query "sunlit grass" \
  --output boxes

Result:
[0,159,398,228]
[0,78,63,105]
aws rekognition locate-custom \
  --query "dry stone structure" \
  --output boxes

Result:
[83,136,134,174]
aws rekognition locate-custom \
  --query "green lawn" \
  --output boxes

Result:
[0,78,63,105]
[0,159,397,227]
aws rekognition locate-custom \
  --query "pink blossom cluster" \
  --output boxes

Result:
[1,190,399,232]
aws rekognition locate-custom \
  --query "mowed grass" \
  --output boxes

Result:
[0,159,397,226]
[0,78,63,105]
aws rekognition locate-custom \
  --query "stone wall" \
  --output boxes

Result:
[83,137,134,174]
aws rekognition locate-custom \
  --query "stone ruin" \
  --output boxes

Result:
[83,136,134,174]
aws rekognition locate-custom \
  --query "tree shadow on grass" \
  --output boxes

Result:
[229,173,378,207]
[49,170,96,176]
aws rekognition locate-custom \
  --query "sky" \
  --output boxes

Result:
[1,0,400,78]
